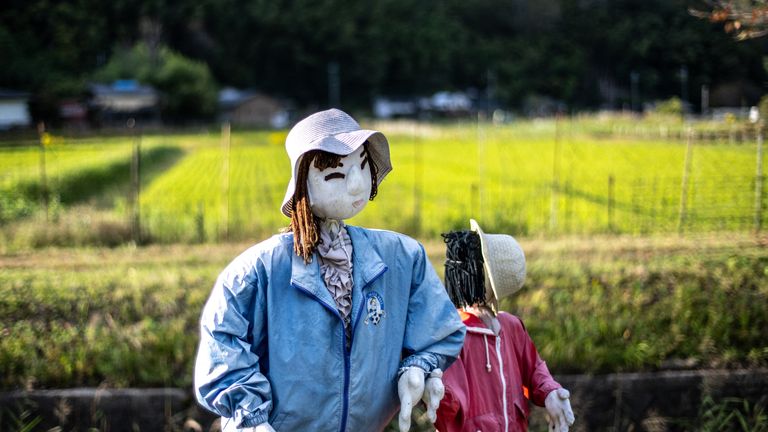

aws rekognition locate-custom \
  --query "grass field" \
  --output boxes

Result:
[1,232,766,390]
[0,115,764,249]
[1,117,766,430]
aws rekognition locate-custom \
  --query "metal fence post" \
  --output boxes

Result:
[678,126,693,234]
[550,114,562,233]
[221,122,231,241]
[409,122,422,236]
[128,118,141,244]
[755,122,764,232]
[608,175,615,232]
[37,122,48,220]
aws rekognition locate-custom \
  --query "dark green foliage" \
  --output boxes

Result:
[92,44,218,121]
[682,395,768,432]
[1,0,765,116]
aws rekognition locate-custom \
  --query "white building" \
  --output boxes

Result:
[0,89,31,130]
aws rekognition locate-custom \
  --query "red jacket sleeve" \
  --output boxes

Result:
[504,313,562,407]
[435,355,469,432]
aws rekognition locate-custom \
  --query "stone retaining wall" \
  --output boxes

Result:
[1,369,766,431]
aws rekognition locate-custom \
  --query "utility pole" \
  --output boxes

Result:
[680,66,689,115]
[630,71,639,112]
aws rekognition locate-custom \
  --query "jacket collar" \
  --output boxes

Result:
[290,225,388,313]
[461,309,500,336]
[346,225,387,288]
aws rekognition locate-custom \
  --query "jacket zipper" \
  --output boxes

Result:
[293,265,387,432]
[291,282,348,432]
[496,336,508,432]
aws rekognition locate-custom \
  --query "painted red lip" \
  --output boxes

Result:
[352,199,365,208]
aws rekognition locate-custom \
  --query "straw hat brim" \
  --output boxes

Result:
[469,219,526,304]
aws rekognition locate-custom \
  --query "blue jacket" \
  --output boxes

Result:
[195,226,466,431]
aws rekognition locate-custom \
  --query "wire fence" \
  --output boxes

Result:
[1,119,765,246]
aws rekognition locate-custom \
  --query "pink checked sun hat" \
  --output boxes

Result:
[469,219,527,305]
[280,108,392,217]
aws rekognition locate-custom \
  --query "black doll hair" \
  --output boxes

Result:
[442,230,486,308]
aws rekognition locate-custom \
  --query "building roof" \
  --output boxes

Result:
[0,89,30,100]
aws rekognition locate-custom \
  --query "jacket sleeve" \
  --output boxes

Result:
[399,243,466,373]
[194,258,272,428]
[435,355,469,432]
[513,315,561,407]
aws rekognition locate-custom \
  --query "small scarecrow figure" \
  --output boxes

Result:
[194,109,465,432]
[435,220,575,432]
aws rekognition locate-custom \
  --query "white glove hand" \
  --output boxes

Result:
[422,368,444,423]
[544,388,575,432]
[398,367,426,432]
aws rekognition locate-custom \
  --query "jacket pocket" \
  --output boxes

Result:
[512,398,529,422]
[464,412,503,432]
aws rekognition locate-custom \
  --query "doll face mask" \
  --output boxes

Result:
[307,145,373,220]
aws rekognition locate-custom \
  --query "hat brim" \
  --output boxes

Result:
[470,218,526,305]
[280,130,392,217]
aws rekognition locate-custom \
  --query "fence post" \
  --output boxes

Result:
[476,112,486,224]
[550,114,562,232]
[221,122,231,241]
[608,175,615,232]
[411,122,422,236]
[755,121,764,232]
[196,201,205,243]
[128,118,141,244]
[37,122,48,220]
[678,126,693,234]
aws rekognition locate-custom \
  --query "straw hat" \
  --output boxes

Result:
[280,108,392,217]
[469,219,526,305]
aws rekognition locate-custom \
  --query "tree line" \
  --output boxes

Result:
[1,0,766,123]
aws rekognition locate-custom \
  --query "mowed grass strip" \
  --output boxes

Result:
[0,233,766,389]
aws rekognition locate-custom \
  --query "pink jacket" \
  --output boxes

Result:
[435,310,561,432]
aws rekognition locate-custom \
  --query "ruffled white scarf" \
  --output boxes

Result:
[317,220,353,331]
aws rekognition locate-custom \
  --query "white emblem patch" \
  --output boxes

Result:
[364,292,386,325]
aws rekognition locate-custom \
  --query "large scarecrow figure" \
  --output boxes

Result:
[194,109,465,432]
[435,220,575,432]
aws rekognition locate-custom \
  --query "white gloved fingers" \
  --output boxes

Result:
[545,388,573,432]
[423,369,444,423]
[398,393,413,432]
[564,399,575,426]
[557,387,575,426]
[397,367,426,432]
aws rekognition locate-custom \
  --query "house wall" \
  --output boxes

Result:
[0,100,31,129]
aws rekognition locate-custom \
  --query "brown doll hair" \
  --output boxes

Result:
[289,141,379,263]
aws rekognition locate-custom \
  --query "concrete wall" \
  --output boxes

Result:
[1,369,766,432]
